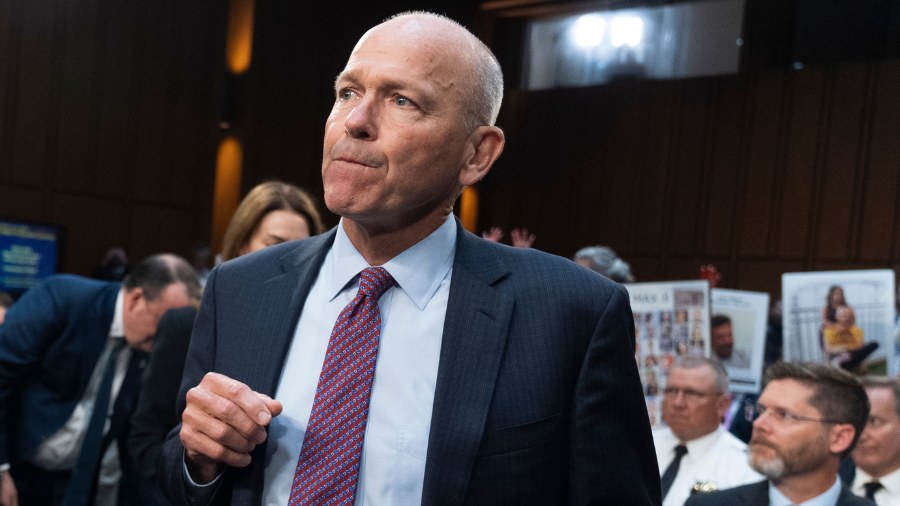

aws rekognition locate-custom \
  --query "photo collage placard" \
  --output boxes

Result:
[627,280,709,428]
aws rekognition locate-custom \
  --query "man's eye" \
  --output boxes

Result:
[338,89,356,101]
[394,95,413,107]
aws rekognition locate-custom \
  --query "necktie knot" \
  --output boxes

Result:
[864,480,883,500]
[358,267,395,299]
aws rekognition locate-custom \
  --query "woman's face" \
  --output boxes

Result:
[830,288,845,305]
[239,209,311,256]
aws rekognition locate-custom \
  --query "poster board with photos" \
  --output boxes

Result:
[628,280,710,428]
[710,288,769,393]
[782,269,896,375]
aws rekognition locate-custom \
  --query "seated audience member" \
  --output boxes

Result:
[655,356,761,505]
[849,376,900,504]
[686,361,871,506]
[0,254,200,506]
[573,245,635,283]
[128,181,324,489]
[0,292,13,326]
[711,314,751,370]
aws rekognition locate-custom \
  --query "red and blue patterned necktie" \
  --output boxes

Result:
[288,267,396,506]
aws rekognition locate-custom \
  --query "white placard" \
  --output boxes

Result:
[711,288,769,393]
[782,269,895,375]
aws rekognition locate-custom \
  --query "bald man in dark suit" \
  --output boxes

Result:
[160,12,659,506]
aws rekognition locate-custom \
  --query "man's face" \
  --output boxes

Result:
[122,283,192,352]
[852,387,900,478]
[711,323,734,360]
[661,365,728,441]
[321,18,475,233]
[749,379,837,480]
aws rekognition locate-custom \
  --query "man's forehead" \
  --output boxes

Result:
[762,378,814,405]
[668,366,714,385]
[867,386,898,409]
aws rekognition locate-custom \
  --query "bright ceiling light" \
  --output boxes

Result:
[611,16,644,48]
[572,14,606,48]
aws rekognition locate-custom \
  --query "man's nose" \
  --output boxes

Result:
[344,96,377,140]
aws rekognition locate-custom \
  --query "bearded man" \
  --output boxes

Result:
[686,362,871,506]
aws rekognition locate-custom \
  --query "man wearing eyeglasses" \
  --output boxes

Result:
[653,356,761,506]
[848,377,900,505]
[686,361,872,506]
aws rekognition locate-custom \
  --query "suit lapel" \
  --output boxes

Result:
[422,225,513,504]
[231,231,336,505]
[248,230,337,396]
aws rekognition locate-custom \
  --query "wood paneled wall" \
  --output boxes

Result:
[0,0,225,275]
[2,0,897,300]
[479,59,900,297]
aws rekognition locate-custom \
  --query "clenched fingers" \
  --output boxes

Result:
[180,373,280,470]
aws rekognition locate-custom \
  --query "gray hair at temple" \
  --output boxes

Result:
[573,246,635,283]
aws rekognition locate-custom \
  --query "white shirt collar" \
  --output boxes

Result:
[326,216,456,310]
[682,425,726,458]
[853,464,900,496]
[110,289,125,338]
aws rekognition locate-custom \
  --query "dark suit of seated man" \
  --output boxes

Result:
[0,254,201,506]
[686,362,873,506]
[158,11,660,506]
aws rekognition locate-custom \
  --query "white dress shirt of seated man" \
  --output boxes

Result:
[851,377,900,505]
[657,356,761,506]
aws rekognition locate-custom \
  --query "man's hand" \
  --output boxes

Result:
[0,470,17,506]
[180,372,283,484]
[510,228,535,248]
[481,227,504,243]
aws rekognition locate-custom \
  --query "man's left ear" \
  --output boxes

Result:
[123,286,144,312]
[828,424,856,455]
[459,126,505,187]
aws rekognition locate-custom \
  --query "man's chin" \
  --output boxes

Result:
[750,452,785,479]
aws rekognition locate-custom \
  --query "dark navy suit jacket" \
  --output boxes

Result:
[684,479,874,505]
[160,222,660,505]
[0,275,149,502]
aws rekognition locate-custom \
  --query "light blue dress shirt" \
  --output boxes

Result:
[261,216,456,505]
[768,474,841,506]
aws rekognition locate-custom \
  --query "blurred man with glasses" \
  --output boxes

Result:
[654,356,761,505]
[686,361,872,506]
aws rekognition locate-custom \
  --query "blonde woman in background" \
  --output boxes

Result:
[219,181,325,262]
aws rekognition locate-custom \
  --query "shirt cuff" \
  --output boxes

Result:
[181,452,224,504]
